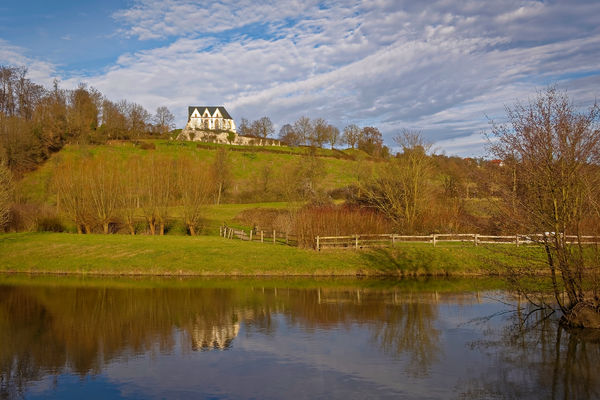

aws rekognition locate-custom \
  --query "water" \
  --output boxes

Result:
[0,276,598,399]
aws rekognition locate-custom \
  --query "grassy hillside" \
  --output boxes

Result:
[17,140,373,205]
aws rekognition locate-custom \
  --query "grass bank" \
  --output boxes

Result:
[0,232,546,276]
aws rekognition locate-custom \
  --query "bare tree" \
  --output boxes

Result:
[86,157,119,234]
[211,147,231,205]
[311,118,330,148]
[251,116,274,138]
[118,157,142,235]
[327,124,341,149]
[360,130,432,231]
[489,87,600,328]
[343,124,361,149]
[292,116,313,146]
[53,157,93,233]
[278,124,300,146]
[177,157,212,235]
[153,106,175,135]
[0,161,12,229]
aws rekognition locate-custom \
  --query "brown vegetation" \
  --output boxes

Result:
[489,87,600,328]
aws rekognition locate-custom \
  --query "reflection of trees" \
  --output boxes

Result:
[0,286,240,398]
[0,282,454,397]
[460,307,600,399]
[372,302,439,377]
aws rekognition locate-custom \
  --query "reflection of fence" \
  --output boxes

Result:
[220,227,600,251]
[220,226,298,246]
[315,233,600,251]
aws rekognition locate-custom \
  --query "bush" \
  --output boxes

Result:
[292,205,392,248]
[36,215,65,232]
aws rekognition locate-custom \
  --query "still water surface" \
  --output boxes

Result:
[0,276,598,399]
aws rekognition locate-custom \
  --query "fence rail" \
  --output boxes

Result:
[315,233,600,251]
[220,226,298,246]
[220,226,600,251]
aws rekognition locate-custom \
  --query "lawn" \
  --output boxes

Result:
[0,232,546,277]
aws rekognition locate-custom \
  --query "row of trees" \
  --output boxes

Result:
[0,65,175,174]
[238,114,389,156]
[53,155,215,235]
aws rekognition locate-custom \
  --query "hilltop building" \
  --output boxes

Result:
[177,105,282,146]
[186,106,236,132]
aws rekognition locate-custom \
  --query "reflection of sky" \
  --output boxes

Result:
[23,298,509,399]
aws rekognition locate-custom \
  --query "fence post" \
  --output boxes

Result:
[432,234,437,247]
[516,234,520,247]
[316,236,320,251]
[286,232,289,244]
[261,231,264,243]
[249,230,253,241]
[355,234,359,249]
[392,234,396,246]
[474,233,478,246]
[273,230,276,244]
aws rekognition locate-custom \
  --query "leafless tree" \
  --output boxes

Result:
[360,130,432,231]
[292,116,313,146]
[250,116,274,138]
[211,147,231,205]
[176,157,212,235]
[327,124,341,149]
[489,87,600,328]
[343,124,361,149]
[0,161,12,229]
[153,106,175,135]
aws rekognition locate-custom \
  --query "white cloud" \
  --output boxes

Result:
[4,0,600,156]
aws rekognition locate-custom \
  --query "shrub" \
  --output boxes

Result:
[36,215,65,232]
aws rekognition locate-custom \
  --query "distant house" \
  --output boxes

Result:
[177,105,282,147]
[186,106,236,132]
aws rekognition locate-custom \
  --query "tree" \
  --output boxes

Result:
[292,116,313,146]
[238,118,251,136]
[311,118,330,148]
[358,126,384,156]
[278,124,300,146]
[359,130,432,232]
[250,116,274,138]
[327,125,341,149]
[86,157,119,234]
[0,162,12,229]
[211,147,231,205]
[176,157,212,235]
[153,106,175,135]
[489,87,600,328]
[127,102,151,138]
[343,124,361,149]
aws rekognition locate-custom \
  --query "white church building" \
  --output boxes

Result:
[186,106,237,132]
[177,105,282,146]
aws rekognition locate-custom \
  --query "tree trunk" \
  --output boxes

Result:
[159,222,165,235]
[127,223,135,235]
[103,222,109,234]
[189,224,196,236]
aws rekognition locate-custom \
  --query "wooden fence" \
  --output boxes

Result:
[315,233,600,251]
[220,227,600,251]
[220,225,298,246]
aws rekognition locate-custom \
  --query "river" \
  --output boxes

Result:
[0,275,597,399]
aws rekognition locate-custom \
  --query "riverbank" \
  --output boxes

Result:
[0,232,547,276]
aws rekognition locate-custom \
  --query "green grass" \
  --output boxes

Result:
[0,232,547,277]
[17,140,370,203]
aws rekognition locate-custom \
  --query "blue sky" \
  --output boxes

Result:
[1,0,600,156]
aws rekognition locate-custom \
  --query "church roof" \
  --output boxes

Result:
[188,106,233,120]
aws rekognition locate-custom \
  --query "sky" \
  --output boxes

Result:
[1,0,599,156]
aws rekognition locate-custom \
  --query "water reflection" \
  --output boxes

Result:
[461,306,600,399]
[0,277,598,399]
